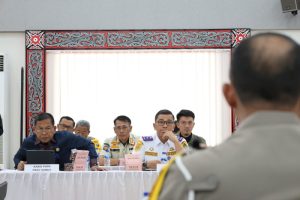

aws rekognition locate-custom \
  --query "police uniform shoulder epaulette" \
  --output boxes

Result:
[134,139,143,152]
[142,136,153,141]
[129,137,135,145]
[90,137,98,142]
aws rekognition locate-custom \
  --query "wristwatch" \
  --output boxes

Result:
[142,161,147,170]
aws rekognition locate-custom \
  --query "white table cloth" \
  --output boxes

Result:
[0,170,158,200]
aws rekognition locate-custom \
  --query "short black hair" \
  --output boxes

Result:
[176,109,195,121]
[59,116,75,127]
[114,115,131,125]
[34,112,55,125]
[155,109,174,121]
[231,32,300,106]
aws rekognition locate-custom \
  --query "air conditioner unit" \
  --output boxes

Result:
[0,54,8,168]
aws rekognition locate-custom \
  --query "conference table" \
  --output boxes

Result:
[0,169,158,200]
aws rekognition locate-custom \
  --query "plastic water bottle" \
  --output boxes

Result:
[86,156,90,171]
[104,149,110,166]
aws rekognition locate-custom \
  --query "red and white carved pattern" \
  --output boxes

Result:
[232,29,251,48]
[27,50,44,112]
[45,31,105,48]
[26,31,45,50]
[172,31,232,48]
[26,50,44,135]
[28,113,39,136]
[108,31,170,48]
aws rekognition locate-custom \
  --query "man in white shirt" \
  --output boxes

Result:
[135,109,188,170]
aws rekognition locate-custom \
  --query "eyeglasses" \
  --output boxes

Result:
[115,126,130,131]
[35,127,53,133]
[58,124,73,130]
[156,120,174,126]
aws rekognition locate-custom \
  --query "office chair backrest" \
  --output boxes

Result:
[0,181,7,200]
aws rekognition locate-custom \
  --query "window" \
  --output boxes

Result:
[46,49,231,146]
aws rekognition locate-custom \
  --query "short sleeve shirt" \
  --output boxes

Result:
[103,134,140,159]
[134,135,188,163]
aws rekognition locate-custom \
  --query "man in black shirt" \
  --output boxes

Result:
[14,112,102,171]
[175,109,206,149]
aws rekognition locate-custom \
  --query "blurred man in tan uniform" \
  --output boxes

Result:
[151,33,300,200]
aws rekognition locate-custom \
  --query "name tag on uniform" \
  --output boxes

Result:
[145,151,158,156]
[111,148,120,152]
[167,151,176,156]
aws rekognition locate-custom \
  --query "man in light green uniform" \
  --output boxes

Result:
[100,115,140,166]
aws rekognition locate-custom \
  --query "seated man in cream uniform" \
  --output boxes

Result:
[100,115,140,166]
[135,109,188,170]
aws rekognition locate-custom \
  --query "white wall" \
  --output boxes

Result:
[0,0,300,31]
[0,33,25,168]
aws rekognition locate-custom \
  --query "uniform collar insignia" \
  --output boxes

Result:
[142,136,153,141]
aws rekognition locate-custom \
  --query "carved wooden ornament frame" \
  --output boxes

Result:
[25,29,250,135]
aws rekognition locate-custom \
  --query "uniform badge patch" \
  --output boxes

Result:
[111,141,118,145]
[129,138,135,145]
[111,144,120,149]
[167,151,176,156]
[134,140,143,152]
[145,151,158,156]
[103,144,110,151]
[177,136,183,142]
[142,136,153,141]
[181,141,188,148]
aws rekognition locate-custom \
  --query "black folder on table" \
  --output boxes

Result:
[26,150,56,164]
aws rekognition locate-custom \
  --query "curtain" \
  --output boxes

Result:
[46,49,231,146]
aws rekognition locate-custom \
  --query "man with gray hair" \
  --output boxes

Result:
[151,33,300,199]
[75,120,101,154]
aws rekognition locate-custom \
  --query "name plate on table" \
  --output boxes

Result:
[24,164,59,172]
[72,150,89,171]
[119,158,125,166]
[125,154,142,171]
